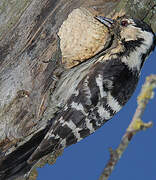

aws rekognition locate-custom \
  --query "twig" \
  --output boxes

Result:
[98,74,156,180]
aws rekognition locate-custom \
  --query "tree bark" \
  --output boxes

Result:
[0,0,155,179]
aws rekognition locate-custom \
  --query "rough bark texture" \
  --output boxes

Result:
[0,0,156,179]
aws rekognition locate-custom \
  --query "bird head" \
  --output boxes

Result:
[95,15,156,70]
[96,15,155,50]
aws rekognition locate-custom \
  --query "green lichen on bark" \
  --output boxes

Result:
[0,0,33,40]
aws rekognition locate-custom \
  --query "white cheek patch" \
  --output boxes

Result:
[139,30,154,54]
[120,25,138,41]
[121,30,154,71]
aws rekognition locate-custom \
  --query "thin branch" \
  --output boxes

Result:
[99,74,156,180]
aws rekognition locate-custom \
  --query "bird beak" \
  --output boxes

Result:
[95,16,114,28]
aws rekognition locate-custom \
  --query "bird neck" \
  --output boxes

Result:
[119,38,145,71]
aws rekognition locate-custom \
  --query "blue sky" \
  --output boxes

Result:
[38,48,156,180]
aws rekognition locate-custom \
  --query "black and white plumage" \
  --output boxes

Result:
[0,15,155,180]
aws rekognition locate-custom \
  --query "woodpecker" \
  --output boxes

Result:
[0,15,155,180]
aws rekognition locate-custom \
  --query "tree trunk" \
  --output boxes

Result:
[0,0,155,179]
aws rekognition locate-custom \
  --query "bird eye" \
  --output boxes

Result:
[121,20,129,27]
